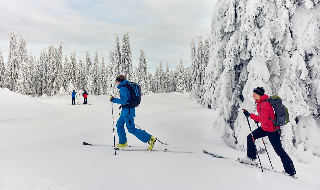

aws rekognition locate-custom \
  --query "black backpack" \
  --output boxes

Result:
[122,82,141,108]
[261,95,289,127]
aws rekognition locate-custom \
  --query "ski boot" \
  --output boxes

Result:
[148,136,157,151]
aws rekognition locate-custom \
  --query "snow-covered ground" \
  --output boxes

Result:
[0,88,320,190]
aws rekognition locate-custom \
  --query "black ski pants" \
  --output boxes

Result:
[247,127,296,175]
[83,98,87,104]
[72,97,75,105]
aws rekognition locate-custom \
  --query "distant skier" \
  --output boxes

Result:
[71,90,77,105]
[110,75,156,150]
[240,87,296,176]
[83,90,88,104]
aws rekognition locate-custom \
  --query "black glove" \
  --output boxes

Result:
[254,120,259,124]
[110,95,114,102]
[242,109,251,117]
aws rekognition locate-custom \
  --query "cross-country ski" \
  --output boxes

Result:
[203,150,298,179]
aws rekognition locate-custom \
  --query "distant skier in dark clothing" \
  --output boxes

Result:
[71,90,77,105]
[241,87,296,176]
[83,90,88,104]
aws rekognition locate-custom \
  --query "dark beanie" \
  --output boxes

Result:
[253,87,265,96]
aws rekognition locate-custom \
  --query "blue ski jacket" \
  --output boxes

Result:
[72,91,77,98]
[112,80,135,117]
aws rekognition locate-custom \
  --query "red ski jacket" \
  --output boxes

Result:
[83,92,88,98]
[250,94,278,132]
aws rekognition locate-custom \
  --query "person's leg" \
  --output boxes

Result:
[247,127,267,159]
[268,131,296,175]
[125,116,151,143]
[116,115,127,144]
[72,97,75,105]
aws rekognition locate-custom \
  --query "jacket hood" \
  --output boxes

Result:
[256,94,269,103]
[117,80,129,89]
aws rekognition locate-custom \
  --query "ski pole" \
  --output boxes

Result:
[244,116,264,172]
[134,124,169,145]
[256,123,273,169]
[111,102,116,155]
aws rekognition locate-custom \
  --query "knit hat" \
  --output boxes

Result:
[253,87,265,96]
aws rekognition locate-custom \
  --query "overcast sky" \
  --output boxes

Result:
[0,0,216,73]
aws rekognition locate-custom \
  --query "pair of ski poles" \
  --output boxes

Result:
[244,115,273,172]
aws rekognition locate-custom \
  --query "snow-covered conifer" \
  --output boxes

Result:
[137,48,149,94]
[175,57,186,93]
[205,0,320,157]
[0,50,5,88]
[92,51,102,95]
[100,56,107,95]
[5,32,19,91]
[114,33,121,75]
[122,31,133,80]
[86,51,93,94]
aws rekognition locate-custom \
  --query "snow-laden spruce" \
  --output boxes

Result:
[201,0,320,159]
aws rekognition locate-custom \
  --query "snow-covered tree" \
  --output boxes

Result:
[122,31,133,80]
[175,57,186,93]
[168,70,176,92]
[69,52,78,92]
[15,35,29,94]
[107,49,118,96]
[190,36,210,102]
[92,51,102,95]
[164,63,171,93]
[204,0,320,159]
[100,56,107,95]
[53,42,64,96]
[137,48,149,94]
[154,62,165,93]
[86,51,93,94]
[0,50,5,88]
[5,32,20,91]
[114,33,121,76]
[77,58,87,93]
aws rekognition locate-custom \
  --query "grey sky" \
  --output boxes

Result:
[0,0,216,73]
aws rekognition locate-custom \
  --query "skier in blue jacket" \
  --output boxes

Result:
[110,75,157,150]
[71,90,77,105]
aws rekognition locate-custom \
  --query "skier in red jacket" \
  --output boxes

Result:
[241,87,296,176]
[83,90,88,104]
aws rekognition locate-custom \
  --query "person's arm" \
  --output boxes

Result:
[250,102,270,123]
[112,88,128,105]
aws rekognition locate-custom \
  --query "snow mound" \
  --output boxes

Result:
[0,88,63,121]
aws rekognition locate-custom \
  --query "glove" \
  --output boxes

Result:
[254,120,259,124]
[110,95,114,102]
[242,109,251,117]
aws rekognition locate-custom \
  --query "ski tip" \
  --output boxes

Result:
[83,142,91,145]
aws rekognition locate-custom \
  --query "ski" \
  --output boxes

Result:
[203,150,297,179]
[116,147,194,154]
[203,150,229,159]
[83,142,137,147]
[83,142,192,153]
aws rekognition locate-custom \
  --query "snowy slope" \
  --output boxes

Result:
[0,91,320,190]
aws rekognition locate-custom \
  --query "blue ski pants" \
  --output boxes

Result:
[116,115,151,144]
